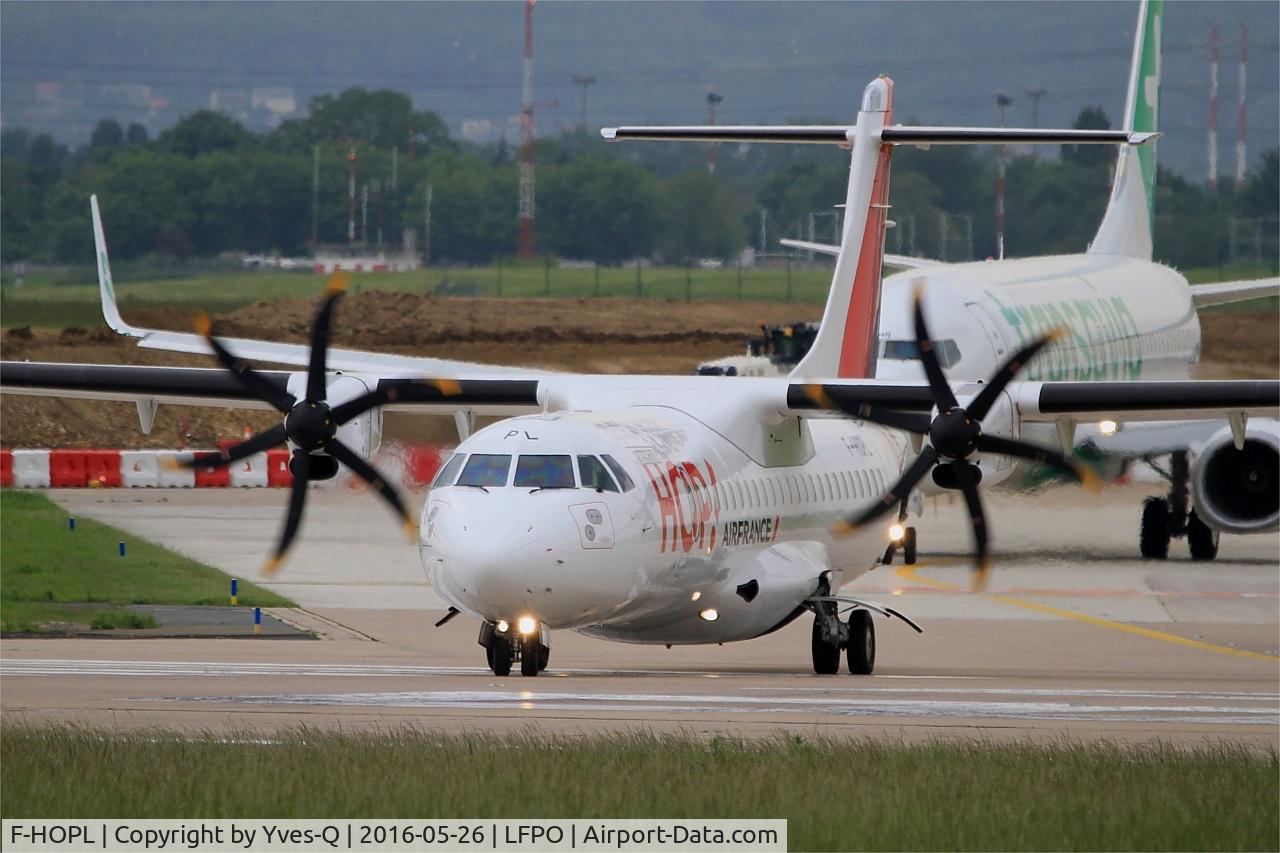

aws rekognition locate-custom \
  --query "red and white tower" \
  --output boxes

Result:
[1235,25,1248,187]
[516,0,537,259]
[1207,22,1219,189]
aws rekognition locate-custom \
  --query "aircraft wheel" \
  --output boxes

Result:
[537,643,550,672]
[903,527,918,565]
[810,616,841,675]
[1186,510,1220,561]
[520,633,541,677]
[488,637,513,676]
[846,609,876,675]
[1140,497,1170,559]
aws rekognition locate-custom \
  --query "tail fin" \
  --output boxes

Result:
[90,195,142,338]
[1090,0,1162,259]
[791,78,895,379]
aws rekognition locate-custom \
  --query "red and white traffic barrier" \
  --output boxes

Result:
[0,445,444,490]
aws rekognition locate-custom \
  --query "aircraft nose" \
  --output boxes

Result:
[421,497,605,626]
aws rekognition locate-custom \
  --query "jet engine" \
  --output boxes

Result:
[1191,423,1279,534]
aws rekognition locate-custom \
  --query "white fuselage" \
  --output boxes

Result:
[876,253,1199,384]
[419,389,987,646]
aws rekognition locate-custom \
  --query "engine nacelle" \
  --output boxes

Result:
[283,373,383,461]
[1191,422,1279,534]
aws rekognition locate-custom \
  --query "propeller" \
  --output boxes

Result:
[176,273,424,575]
[807,283,1099,589]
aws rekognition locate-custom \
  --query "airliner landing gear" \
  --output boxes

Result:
[810,601,876,675]
[1140,451,1217,561]
[846,609,875,675]
[881,500,917,566]
[480,621,549,676]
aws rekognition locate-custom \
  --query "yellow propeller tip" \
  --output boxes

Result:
[971,566,991,593]
[404,519,419,541]
[1046,327,1069,343]
[160,457,183,472]
[261,557,285,577]
[193,311,213,336]
[326,272,350,295]
[427,378,463,397]
[831,520,858,537]
[1077,466,1103,493]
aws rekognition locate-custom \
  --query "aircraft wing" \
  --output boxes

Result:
[89,196,546,379]
[0,361,542,416]
[1188,277,1280,309]
[789,379,1279,424]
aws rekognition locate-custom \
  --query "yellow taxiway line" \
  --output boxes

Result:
[893,563,1280,663]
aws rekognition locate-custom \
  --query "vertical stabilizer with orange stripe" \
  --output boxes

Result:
[790,77,894,380]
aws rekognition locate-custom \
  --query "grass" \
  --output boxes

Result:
[0,263,834,328]
[1,727,1274,850]
[0,490,293,633]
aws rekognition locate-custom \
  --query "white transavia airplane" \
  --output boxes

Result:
[2,78,1277,679]
[777,0,1279,561]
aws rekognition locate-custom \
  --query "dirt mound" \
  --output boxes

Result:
[1,298,1274,450]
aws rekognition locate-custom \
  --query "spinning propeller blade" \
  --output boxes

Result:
[190,272,418,575]
[829,284,1098,588]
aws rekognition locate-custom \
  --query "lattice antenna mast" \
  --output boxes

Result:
[1235,25,1248,187]
[1208,22,1219,189]
[517,0,538,259]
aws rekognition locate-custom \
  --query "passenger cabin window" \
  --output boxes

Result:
[515,454,575,488]
[883,338,962,368]
[457,454,511,487]
[578,455,619,492]
[601,455,636,492]
[432,453,466,488]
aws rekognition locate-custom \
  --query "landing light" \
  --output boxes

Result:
[516,615,538,636]
[698,608,719,622]
[1099,420,1118,436]
[888,523,906,543]
[496,620,510,634]
[690,591,702,602]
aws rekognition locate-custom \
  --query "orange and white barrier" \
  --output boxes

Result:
[1,445,445,490]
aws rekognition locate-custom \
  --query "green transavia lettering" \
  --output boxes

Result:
[986,290,1143,381]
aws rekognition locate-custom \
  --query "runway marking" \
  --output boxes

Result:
[0,659,977,680]
[893,564,1280,663]
[150,689,1280,726]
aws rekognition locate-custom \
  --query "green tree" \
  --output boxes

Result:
[158,111,252,159]
[658,172,747,261]
[90,119,125,150]
[1062,106,1112,169]
[539,158,660,262]
[305,88,451,154]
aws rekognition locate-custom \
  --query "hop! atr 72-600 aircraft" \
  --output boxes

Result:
[777,0,1279,564]
[2,75,1277,678]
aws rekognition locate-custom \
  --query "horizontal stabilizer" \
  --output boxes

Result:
[780,238,940,269]
[1190,278,1280,309]
[603,125,1156,147]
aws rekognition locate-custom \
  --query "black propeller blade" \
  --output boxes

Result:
[823,282,1099,589]
[177,272,418,575]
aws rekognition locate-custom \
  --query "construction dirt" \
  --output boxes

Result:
[1,293,1275,449]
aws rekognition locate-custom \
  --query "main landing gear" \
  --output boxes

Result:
[479,620,550,677]
[1140,451,1219,561]
[810,601,875,675]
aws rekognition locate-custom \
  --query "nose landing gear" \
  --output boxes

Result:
[479,621,550,677]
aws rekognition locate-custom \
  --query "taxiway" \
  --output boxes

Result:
[2,484,1276,746]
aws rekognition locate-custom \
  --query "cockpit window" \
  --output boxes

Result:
[882,338,961,368]
[457,454,511,487]
[432,453,466,488]
[514,454,576,488]
[601,454,636,492]
[578,455,620,492]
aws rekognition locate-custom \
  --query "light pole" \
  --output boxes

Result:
[573,74,597,130]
